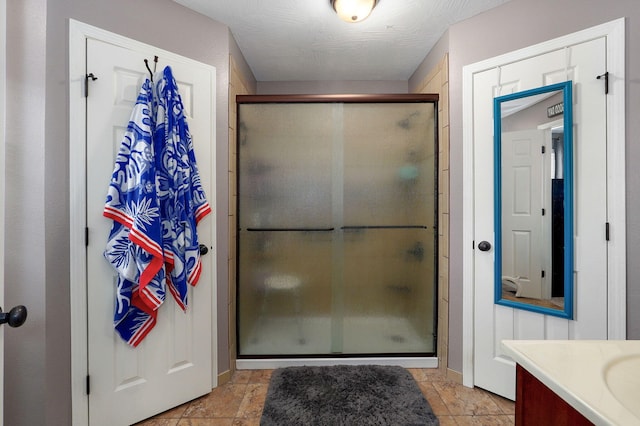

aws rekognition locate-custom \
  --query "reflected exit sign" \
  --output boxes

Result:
[547,102,564,118]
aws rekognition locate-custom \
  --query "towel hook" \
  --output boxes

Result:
[144,59,153,81]
[144,56,159,81]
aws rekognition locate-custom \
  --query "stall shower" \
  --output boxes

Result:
[236,95,438,359]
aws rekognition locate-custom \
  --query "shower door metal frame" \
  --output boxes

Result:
[235,94,439,359]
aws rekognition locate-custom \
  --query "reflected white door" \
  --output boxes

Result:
[85,38,215,425]
[472,37,609,399]
[501,129,545,299]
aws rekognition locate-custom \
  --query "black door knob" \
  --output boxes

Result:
[199,244,209,256]
[0,305,27,328]
[478,241,492,252]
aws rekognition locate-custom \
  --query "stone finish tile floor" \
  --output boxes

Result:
[135,368,515,426]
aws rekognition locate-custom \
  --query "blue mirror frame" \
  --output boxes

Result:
[493,81,574,319]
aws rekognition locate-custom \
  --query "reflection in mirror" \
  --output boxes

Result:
[494,81,574,319]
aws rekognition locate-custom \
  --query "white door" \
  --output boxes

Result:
[472,37,609,399]
[85,38,215,425]
[501,129,546,299]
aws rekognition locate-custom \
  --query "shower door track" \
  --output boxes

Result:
[236,356,438,370]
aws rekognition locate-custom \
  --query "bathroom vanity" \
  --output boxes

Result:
[502,340,640,425]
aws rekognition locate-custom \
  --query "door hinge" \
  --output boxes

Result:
[542,270,545,278]
[606,222,610,241]
[86,375,90,395]
[541,145,546,154]
[85,73,98,97]
[85,227,89,247]
[542,208,546,216]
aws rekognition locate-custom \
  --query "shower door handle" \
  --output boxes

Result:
[246,227,335,232]
[341,225,428,230]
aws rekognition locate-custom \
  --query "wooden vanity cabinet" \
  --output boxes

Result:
[516,364,593,425]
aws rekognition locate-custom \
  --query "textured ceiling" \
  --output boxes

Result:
[174,0,511,81]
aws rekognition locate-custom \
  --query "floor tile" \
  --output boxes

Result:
[488,392,516,415]
[183,384,246,418]
[408,367,448,382]
[437,415,459,425]
[177,419,234,426]
[235,383,269,419]
[137,368,515,425]
[231,418,261,426]
[135,420,180,426]
[248,369,273,384]
[452,415,515,425]
[432,381,504,416]
[230,370,252,384]
[419,381,451,416]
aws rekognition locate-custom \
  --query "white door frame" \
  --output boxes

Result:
[0,1,6,422]
[69,19,218,425]
[462,18,626,388]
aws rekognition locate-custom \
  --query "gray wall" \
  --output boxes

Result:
[5,1,47,423]
[410,0,640,373]
[6,1,232,424]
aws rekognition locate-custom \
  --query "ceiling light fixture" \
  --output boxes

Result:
[331,0,378,23]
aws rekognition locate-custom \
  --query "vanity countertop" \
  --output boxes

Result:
[501,340,640,426]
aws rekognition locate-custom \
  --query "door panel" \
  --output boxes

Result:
[341,103,437,354]
[473,37,607,399]
[86,38,215,425]
[236,102,335,356]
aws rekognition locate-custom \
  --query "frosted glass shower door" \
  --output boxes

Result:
[237,103,335,355]
[237,97,438,357]
[341,103,437,354]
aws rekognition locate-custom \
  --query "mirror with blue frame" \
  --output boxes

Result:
[494,81,574,319]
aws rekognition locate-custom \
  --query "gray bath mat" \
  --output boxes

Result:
[260,365,439,425]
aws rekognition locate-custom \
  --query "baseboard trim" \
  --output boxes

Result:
[217,369,233,386]
[446,368,463,384]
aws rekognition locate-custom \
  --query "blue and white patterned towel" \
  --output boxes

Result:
[103,66,211,346]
